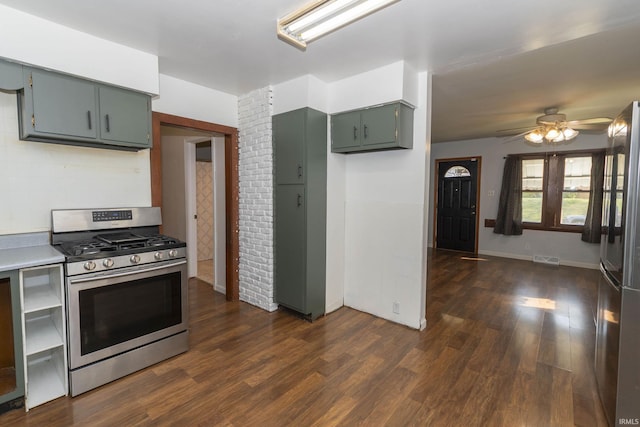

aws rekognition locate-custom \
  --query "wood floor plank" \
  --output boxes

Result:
[0,249,607,426]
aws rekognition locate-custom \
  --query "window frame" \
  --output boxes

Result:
[519,149,604,233]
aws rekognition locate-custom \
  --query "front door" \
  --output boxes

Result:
[436,157,480,253]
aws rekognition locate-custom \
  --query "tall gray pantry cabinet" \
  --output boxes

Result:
[273,108,327,320]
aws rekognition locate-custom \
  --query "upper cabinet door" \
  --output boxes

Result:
[273,108,305,185]
[28,69,98,140]
[98,86,151,147]
[360,103,398,148]
[331,110,361,151]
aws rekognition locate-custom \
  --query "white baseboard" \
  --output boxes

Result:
[477,250,598,270]
[325,299,343,314]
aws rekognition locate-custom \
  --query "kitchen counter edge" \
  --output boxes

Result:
[0,232,64,272]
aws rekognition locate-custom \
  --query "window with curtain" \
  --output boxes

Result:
[495,149,604,239]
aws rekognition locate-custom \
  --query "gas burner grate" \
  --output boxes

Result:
[62,241,117,257]
[146,235,180,247]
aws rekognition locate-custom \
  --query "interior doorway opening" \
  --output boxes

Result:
[151,112,239,300]
[194,140,215,286]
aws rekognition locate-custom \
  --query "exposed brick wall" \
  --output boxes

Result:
[237,87,278,312]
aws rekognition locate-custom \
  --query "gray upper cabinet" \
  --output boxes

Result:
[18,67,151,150]
[25,69,99,140]
[98,86,151,147]
[330,110,361,151]
[331,102,414,153]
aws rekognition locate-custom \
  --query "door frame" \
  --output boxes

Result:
[150,112,239,301]
[433,156,482,254]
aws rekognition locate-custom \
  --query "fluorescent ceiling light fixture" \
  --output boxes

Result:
[277,0,400,50]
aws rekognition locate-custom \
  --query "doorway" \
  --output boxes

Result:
[194,140,215,285]
[434,157,481,253]
[150,112,239,300]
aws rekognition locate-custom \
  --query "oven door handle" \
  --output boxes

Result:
[69,260,187,284]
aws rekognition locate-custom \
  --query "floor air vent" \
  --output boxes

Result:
[533,255,560,266]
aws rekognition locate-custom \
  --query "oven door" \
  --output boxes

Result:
[66,260,187,370]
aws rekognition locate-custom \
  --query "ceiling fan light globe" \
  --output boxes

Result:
[563,127,578,140]
[545,128,561,141]
[524,131,544,143]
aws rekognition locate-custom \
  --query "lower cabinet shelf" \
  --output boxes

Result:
[25,310,64,355]
[26,347,66,410]
[23,282,61,313]
[20,264,67,411]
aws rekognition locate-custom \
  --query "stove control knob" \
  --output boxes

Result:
[103,258,114,268]
[130,255,141,264]
[168,249,178,258]
[84,261,96,271]
[154,252,164,260]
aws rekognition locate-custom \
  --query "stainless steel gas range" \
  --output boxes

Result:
[51,207,189,396]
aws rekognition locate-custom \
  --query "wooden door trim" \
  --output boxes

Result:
[151,112,239,301]
[433,156,482,254]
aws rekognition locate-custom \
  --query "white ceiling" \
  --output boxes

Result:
[2,0,640,142]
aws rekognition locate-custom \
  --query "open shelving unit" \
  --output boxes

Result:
[19,264,67,411]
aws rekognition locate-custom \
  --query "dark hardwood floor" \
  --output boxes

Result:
[0,249,607,426]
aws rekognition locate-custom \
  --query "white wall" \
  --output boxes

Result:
[0,91,151,234]
[428,133,608,268]
[0,8,258,241]
[152,74,238,127]
[329,61,418,112]
[271,62,430,328]
[272,75,328,115]
[329,62,430,330]
[0,5,158,236]
[0,4,158,94]
[326,143,347,314]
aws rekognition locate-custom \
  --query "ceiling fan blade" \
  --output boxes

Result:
[501,129,533,143]
[496,125,537,136]
[567,117,612,125]
[570,123,611,131]
[567,118,612,131]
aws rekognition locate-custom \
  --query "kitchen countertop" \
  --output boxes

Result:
[0,231,65,272]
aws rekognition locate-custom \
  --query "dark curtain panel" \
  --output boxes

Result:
[494,156,523,235]
[581,151,605,243]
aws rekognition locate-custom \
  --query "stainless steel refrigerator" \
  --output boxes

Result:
[596,101,640,427]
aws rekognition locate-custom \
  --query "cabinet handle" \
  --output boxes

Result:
[364,125,368,139]
[87,111,92,130]
[105,114,110,132]
[297,165,303,179]
[353,126,358,140]
[297,194,302,207]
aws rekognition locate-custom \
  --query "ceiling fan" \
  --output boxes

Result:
[498,107,612,145]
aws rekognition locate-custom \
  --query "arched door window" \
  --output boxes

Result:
[444,166,471,178]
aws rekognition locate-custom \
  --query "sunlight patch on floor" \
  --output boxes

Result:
[460,256,488,261]
[519,297,556,310]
